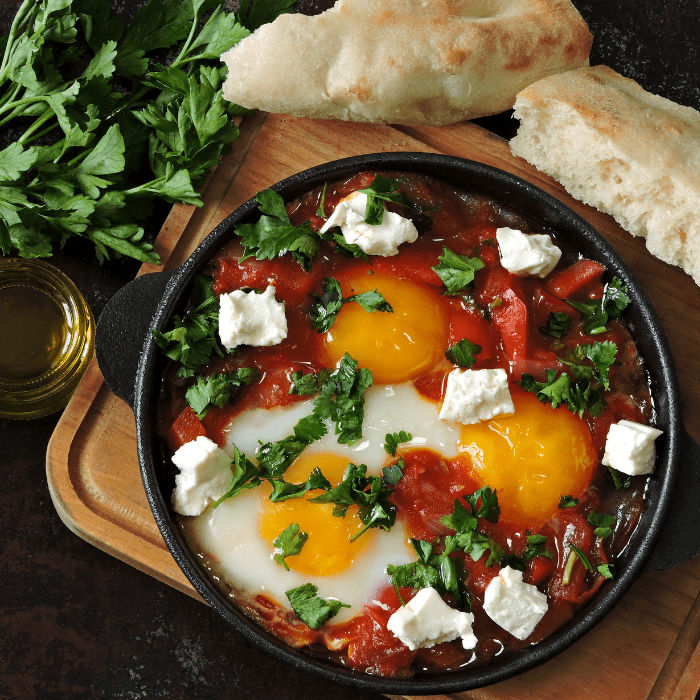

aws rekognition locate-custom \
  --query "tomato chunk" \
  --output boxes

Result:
[543,260,605,299]
[166,406,205,451]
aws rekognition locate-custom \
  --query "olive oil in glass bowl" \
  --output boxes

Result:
[0,258,94,419]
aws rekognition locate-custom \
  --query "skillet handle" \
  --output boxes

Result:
[644,428,700,572]
[95,269,178,409]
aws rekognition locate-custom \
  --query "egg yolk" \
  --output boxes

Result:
[318,269,449,384]
[259,453,374,577]
[455,389,597,529]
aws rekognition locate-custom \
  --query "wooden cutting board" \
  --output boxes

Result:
[46,112,700,700]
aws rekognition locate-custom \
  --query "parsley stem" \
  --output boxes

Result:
[0,0,36,80]
[18,109,56,145]
[562,550,577,586]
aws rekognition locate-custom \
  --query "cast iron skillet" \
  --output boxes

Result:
[96,153,700,695]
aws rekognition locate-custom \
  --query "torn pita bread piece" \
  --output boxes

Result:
[510,65,700,287]
[221,0,592,126]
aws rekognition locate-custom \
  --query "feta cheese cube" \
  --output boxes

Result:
[171,436,233,516]
[483,566,548,641]
[496,227,562,278]
[439,368,514,425]
[319,191,418,257]
[386,587,478,651]
[218,284,287,351]
[601,419,663,476]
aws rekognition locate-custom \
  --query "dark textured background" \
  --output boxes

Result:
[1,1,699,699]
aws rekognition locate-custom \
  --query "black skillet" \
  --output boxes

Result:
[95,153,700,695]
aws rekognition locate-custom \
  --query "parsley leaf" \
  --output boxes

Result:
[358,175,414,225]
[288,367,329,396]
[445,338,482,368]
[185,367,259,418]
[152,275,223,377]
[267,468,331,503]
[587,510,616,539]
[608,467,632,490]
[567,277,631,334]
[539,311,572,338]
[384,430,412,457]
[309,277,393,333]
[558,495,579,509]
[285,583,350,629]
[308,461,401,541]
[465,485,501,523]
[381,458,405,486]
[522,532,554,562]
[211,444,261,508]
[432,247,485,294]
[273,523,308,571]
[597,563,616,579]
[236,188,320,271]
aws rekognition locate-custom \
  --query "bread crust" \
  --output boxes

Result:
[221,0,591,126]
[510,65,700,286]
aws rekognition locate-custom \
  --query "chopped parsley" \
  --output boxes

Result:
[567,277,631,334]
[608,467,632,490]
[597,563,616,579]
[587,510,616,539]
[285,583,350,629]
[445,338,482,368]
[211,444,261,508]
[358,175,414,225]
[539,311,572,338]
[236,188,320,271]
[431,247,485,294]
[267,468,331,503]
[185,367,259,418]
[273,524,308,571]
[308,461,402,541]
[383,431,412,457]
[309,276,393,333]
[152,275,223,378]
[559,495,580,509]
[520,341,617,417]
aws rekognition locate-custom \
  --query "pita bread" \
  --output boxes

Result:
[221,0,592,125]
[510,65,700,286]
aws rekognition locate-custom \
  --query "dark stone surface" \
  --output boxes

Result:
[1,1,699,699]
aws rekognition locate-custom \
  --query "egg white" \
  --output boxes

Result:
[180,381,461,623]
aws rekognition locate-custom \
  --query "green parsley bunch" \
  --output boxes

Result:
[0,0,292,264]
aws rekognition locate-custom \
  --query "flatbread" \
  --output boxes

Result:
[510,65,700,286]
[221,0,592,126]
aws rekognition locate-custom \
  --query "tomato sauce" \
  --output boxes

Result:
[158,171,656,678]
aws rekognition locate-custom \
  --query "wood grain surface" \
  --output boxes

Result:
[47,113,700,700]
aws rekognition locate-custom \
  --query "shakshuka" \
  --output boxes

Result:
[154,171,661,677]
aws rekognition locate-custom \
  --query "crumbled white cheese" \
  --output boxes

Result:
[318,191,418,256]
[386,587,478,651]
[482,566,548,641]
[601,419,663,476]
[171,436,233,516]
[439,368,514,425]
[218,284,287,351]
[496,227,562,278]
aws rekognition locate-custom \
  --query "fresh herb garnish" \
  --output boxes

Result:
[520,341,617,417]
[597,563,616,579]
[285,583,350,629]
[289,367,330,396]
[358,175,414,226]
[0,0,268,263]
[539,311,572,338]
[258,354,372,475]
[267,467,331,503]
[185,367,259,418]
[308,461,402,541]
[567,277,631,334]
[608,467,632,490]
[316,182,328,218]
[236,188,320,271]
[431,247,485,294]
[387,537,471,611]
[559,495,580,509]
[522,532,554,562]
[309,276,393,333]
[152,275,223,377]
[211,444,261,508]
[273,523,308,571]
[445,338,482,368]
[381,458,405,486]
[587,510,616,539]
[568,544,593,570]
[384,430,412,457]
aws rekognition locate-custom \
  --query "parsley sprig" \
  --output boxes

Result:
[309,276,393,333]
[0,0,275,263]
[358,175,414,226]
[567,277,631,334]
[185,367,259,418]
[520,341,617,417]
[432,246,484,294]
[273,523,308,571]
[285,583,350,629]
